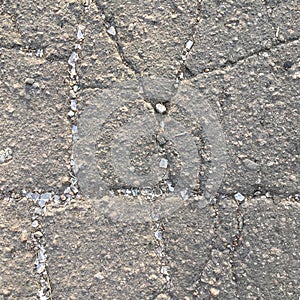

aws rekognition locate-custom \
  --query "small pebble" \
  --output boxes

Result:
[210,287,220,297]
[39,199,47,208]
[38,249,46,262]
[167,182,174,192]
[34,207,43,215]
[36,49,43,57]
[180,189,189,200]
[41,193,51,201]
[157,134,167,146]
[131,189,138,197]
[68,52,79,67]
[31,193,40,202]
[155,231,163,240]
[32,220,39,228]
[156,246,163,256]
[36,263,45,274]
[34,231,43,238]
[94,272,104,280]
[243,158,259,171]
[234,192,245,202]
[20,230,28,242]
[71,186,79,194]
[32,82,40,89]
[1,289,11,296]
[71,100,77,111]
[161,266,169,275]
[155,294,169,300]
[283,61,293,69]
[155,103,167,114]
[70,67,77,76]
[185,40,194,50]
[75,43,81,50]
[25,78,35,85]
[64,186,71,194]
[107,26,116,36]
[68,111,75,117]
[53,195,60,202]
[72,125,78,134]
[77,28,84,40]
[0,147,13,164]
[159,158,168,169]
[60,194,67,201]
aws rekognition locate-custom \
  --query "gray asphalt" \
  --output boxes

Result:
[0,1,299,299]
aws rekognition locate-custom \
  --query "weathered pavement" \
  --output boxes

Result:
[0,1,299,299]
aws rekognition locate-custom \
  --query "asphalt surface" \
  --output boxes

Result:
[0,1,299,299]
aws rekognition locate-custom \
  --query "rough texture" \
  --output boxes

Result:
[0,49,71,194]
[190,40,299,196]
[96,0,199,78]
[186,0,274,73]
[77,3,133,89]
[263,0,300,42]
[0,197,38,299]
[233,197,300,299]
[0,0,299,299]
[44,200,164,300]
[164,203,212,298]
[1,0,82,59]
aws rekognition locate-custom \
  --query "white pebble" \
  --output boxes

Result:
[234,192,245,202]
[155,103,166,114]
[36,49,43,57]
[155,231,162,240]
[32,220,39,228]
[68,52,79,67]
[68,111,75,117]
[71,100,77,111]
[159,158,168,169]
[75,43,82,50]
[107,26,116,36]
[77,25,84,40]
[161,266,169,275]
[167,182,174,192]
[70,67,77,77]
[72,125,78,134]
[186,40,194,50]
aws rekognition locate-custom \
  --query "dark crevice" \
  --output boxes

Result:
[183,65,196,79]
[177,0,203,82]
[192,199,218,297]
[153,221,173,297]
[228,199,245,295]
[195,35,300,76]
[94,1,140,76]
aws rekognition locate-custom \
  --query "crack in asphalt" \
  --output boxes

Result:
[191,200,217,298]
[192,36,300,76]
[229,199,245,300]
[94,1,139,76]
[176,0,203,82]
[191,197,243,298]
[153,221,173,297]
[27,192,53,300]
[22,3,89,299]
